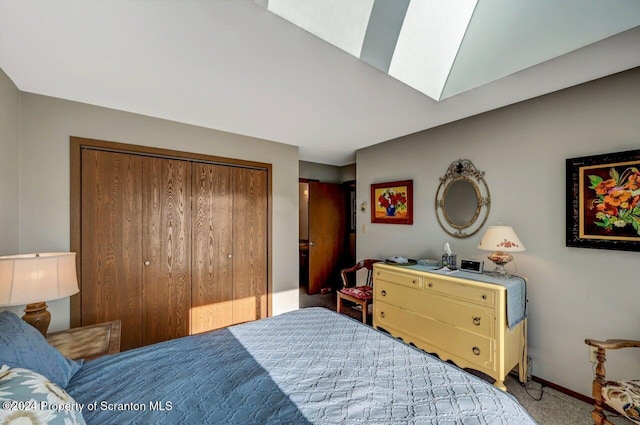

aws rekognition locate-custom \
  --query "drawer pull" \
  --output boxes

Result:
[482,294,487,300]
[428,283,433,288]
[380,311,386,318]
[473,317,481,326]
[381,290,387,297]
[412,279,417,284]
[472,346,481,356]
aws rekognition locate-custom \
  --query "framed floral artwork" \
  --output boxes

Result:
[371,180,413,224]
[566,149,640,251]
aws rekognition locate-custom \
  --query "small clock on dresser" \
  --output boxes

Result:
[460,259,484,274]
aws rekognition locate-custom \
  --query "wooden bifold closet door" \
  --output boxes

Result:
[78,145,267,351]
[141,156,191,346]
[190,163,267,333]
[81,150,191,350]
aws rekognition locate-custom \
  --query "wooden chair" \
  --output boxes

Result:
[336,259,380,324]
[584,338,640,425]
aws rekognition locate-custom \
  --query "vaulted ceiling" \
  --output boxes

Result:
[1,0,639,165]
[262,0,640,101]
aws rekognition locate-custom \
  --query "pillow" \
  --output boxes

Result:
[0,365,86,425]
[0,311,82,389]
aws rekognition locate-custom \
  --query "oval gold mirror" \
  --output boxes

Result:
[435,159,490,238]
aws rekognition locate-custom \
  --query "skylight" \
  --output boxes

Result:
[259,0,640,101]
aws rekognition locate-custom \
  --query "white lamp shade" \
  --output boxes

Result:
[477,226,525,252]
[0,252,79,306]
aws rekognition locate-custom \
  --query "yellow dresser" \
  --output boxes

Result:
[372,263,527,391]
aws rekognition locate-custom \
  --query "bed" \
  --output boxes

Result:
[1,307,536,424]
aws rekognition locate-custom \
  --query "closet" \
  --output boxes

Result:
[70,138,269,351]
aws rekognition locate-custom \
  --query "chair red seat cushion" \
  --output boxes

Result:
[339,286,373,300]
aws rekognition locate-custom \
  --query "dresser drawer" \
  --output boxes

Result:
[375,280,416,307]
[446,327,494,370]
[376,280,495,338]
[424,293,495,338]
[375,301,494,369]
[375,268,422,289]
[423,276,496,306]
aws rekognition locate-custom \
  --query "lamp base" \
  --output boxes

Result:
[22,302,51,336]
[486,251,513,277]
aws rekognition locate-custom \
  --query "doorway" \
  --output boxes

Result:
[299,179,356,313]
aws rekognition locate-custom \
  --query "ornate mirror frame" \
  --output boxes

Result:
[435,159,490,238]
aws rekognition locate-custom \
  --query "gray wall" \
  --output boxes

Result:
[299,160,355,183]
[356,67,640,398]
[16,92,300,331]
[0,69,20,256]
[299,160,342,183]
[341,163,356,182]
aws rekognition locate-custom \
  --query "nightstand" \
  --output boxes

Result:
[46,320,121,361]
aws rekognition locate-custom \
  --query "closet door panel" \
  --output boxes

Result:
[81,149,143,351]
[232,168,268,323]
[142,157,192,345]
[191,163,233,333]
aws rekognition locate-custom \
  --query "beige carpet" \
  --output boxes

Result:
[299,287,630,425]
[504,376,629,425]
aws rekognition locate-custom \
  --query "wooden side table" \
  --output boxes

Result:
[46,320,121,361]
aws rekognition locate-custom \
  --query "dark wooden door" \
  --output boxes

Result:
[308,182,346,294]
[141,157,191,346]
[81,149,144,350]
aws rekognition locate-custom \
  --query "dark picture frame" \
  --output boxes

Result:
[371,180,413,225]
[566,149,640,251]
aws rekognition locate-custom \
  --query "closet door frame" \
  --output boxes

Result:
[70,136,272,328]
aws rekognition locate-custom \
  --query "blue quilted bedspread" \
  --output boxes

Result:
[67,308,536,424]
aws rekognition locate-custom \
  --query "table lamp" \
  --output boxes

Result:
[0,252,79,335]
[477,226,525,277]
